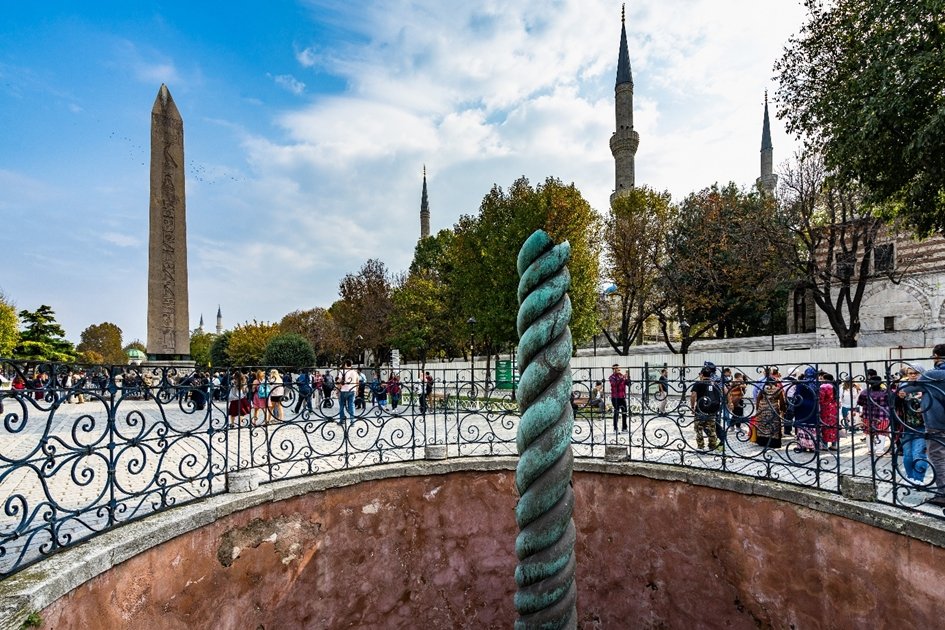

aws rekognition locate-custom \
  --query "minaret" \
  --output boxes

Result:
[216,305,223,335]
[758,91,778,194]
[420,165,430,240]
[610,4,639,205]
[146,84,190,361]
[198,314,204,333]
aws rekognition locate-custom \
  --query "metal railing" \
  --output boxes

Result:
[0,357,942,577]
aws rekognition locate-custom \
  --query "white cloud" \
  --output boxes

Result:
[101,232,141,248]
[271,73,306,95]
[1,1,813,343]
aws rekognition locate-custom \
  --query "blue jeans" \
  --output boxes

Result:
[901,434,928,482]
[339,390,355,422]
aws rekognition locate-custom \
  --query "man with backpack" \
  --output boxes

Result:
[322,369,335,407]
[294,369,313,414]
[691,366,722,451]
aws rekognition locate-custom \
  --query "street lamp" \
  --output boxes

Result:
[679,319,691,367]
[761,311,774,351]
[467,317,477,387]
[355,335,364,366]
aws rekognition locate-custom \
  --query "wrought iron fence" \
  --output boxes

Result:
[0,357,943,577]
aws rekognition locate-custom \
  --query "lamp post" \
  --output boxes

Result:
[679,319,691,367]
[467,317,477,388]
[761,312,774,352]
[355,334,364,366]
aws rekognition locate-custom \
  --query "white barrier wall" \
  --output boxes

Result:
[405,333,935,377]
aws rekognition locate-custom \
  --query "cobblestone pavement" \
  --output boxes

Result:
[0,393,940,575]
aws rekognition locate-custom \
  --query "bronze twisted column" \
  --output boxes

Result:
[513,230,577,629]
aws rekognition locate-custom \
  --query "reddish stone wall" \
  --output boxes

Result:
[41,472,945,629]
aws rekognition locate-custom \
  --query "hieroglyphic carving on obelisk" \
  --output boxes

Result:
[146,84,190,359]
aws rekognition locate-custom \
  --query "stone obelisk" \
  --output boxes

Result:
[146,84,191,362]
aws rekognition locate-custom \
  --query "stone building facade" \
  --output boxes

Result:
[787,227,945,348]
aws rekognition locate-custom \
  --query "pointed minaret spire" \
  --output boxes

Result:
[198,314,204,332]
[616,4,632,87]
[610,3,639,203]
[761,90,773,151]
[419,165,431,240]
[215,305,223,335]
[758,90,778,194]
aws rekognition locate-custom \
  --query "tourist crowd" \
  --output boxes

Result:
[589,343,945,506]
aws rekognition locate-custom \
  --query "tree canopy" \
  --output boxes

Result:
[775,0,945,236]
[262,333,317,368]
[279,308,344,364]
[603,187,674,354]
[190,330,215,367]
[0,292,18,358]
[657,183,791,351]
[332,259,393,364]
[227,321,279,365]
[447,176,601,358]
[13,305,76,362]
[209,331,232,367]
[77,322,125,364]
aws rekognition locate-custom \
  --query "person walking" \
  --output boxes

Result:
[657,368,669,415]
[321,369,335,408]
[608,365,628,432]
[819,372,840,450]
[388,373,402,409]
[227,371,249,428]
[268,369,285,423]
[691,366,721,451]
[858,375,892,454]
[419,371,434,415]
[251,369,268,426]
[294,369,313,414]
[356,367,367,410]
[337,361,357,424]
[896,366,928,483]
[901,345,945,506]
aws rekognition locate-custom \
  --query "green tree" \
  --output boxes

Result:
[227,321,279,365]
[262,333,316,368]
[76,322,125,364]
[278,308,344,364]
[78,350,105,364]
[657,184,791,353]
[0,291,18,358]
[394,229,465,363]
[190,330,216,367]
[389,272,452,365]
[603,187,674,354]
[13,305,76,362]
[332,259,393,365]
[209,331,232,367]
[447,177,601,368]
[775,0,945,236]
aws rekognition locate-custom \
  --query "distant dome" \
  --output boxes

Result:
[126,348,147,364]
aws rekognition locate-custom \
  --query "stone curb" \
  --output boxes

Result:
[2,457,944,629]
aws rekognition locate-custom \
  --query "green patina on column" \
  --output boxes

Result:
[513,230,577,629]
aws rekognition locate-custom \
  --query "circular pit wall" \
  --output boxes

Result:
[26,461,945,629]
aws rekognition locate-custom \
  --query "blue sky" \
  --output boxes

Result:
[0,1,807,346]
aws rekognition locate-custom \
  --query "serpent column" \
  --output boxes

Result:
[513,230,577,629]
